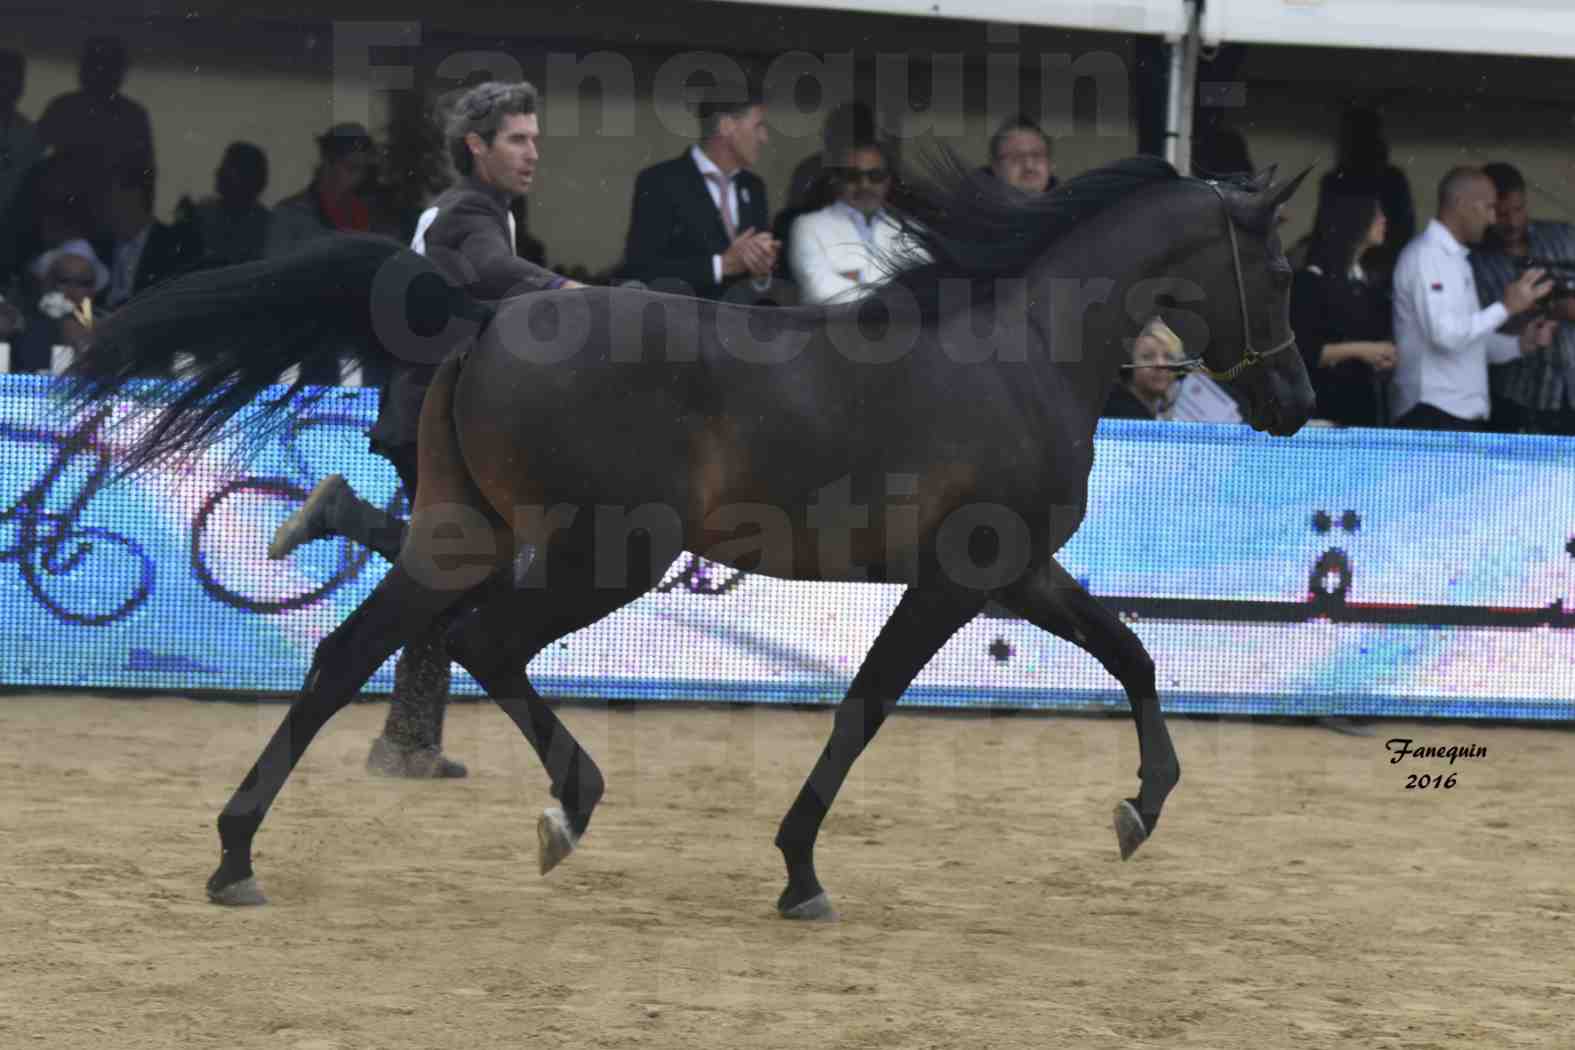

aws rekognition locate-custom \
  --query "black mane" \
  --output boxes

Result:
[871,150,1256,319]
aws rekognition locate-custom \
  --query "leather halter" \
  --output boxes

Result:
[1123,181,1297,382]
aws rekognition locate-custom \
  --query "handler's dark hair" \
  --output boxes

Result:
[445,80,539,177]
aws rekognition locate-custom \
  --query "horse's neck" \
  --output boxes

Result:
[1025,202,1200,435]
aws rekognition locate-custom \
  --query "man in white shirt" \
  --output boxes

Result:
[789,139,912,304]
[1390,166,1555,429]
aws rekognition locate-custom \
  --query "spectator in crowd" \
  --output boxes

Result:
[21,153,106,305]
[1391,166,1555,431]
[1472,161,1575,435]
[104,158,203,309]
[7,244,102,372]
[36,36,154,178]
[265,122,378,258]
[0,50,45,285]
[987,115,1057,195]
[1103,317,1184,420]
[1290,193,1396,426]
[0,294,19,349]
[263,124,378,384]
[7,146,104,301]
[622,89,777,299]
[781,101,882,215]
[177,141,271,268]
[775,101,886,280]
[788,137,910,304]
[1316,106,1415,286]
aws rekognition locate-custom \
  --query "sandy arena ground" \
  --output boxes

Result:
[0,692,1571,1049]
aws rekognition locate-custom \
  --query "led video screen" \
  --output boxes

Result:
[4,374,1572,719]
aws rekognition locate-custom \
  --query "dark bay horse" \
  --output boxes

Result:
[64,155,1315,919]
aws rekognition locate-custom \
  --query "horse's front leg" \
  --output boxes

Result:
[997,558,1180,859]
[774,582,985,919]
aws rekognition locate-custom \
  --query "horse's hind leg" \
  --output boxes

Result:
[997,558,1180,860]
[443,531,665,874]
[774,582,985,920]
[207,507,510,905]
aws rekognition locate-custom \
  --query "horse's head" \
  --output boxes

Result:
[1167,165,1317,436]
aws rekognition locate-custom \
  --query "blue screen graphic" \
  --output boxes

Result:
[3,374,1573,719]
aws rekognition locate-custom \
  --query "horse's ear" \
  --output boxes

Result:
[1249,164,1279,194]
[1264,165,1314,210]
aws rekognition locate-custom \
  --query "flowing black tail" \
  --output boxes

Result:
[58,233,485,474]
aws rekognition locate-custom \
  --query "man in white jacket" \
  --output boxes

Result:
[789,139,916,304]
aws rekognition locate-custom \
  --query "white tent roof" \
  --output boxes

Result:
[714,0,1575,60]
[1200,0,1575,60]
[706,0,1186,37]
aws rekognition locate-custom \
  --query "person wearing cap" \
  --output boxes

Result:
[26,237,110,300]
[7,244,105,372]
[267,80,580,779]
[264,122,379,259]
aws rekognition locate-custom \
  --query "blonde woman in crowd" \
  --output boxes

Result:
[1103,317,1184,420]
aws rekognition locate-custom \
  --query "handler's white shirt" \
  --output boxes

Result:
[1391,219,1520,421]
[410,205,515,256]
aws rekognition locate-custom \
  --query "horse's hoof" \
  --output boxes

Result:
[778,891,838,921]
[207,874,267,906]
[537,806,579,876]
[1316,716,1377,738]
[1113,799,1149,861]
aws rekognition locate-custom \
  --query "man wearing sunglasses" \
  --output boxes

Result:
[788,139,911,305]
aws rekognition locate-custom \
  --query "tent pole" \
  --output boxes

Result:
[1164,0,1202,176]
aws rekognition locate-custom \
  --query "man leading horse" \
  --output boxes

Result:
[268,80,583,779]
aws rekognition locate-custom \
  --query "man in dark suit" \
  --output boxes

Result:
[267,80,579,778]
[622,90,777,299]
[103,159,203,310]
